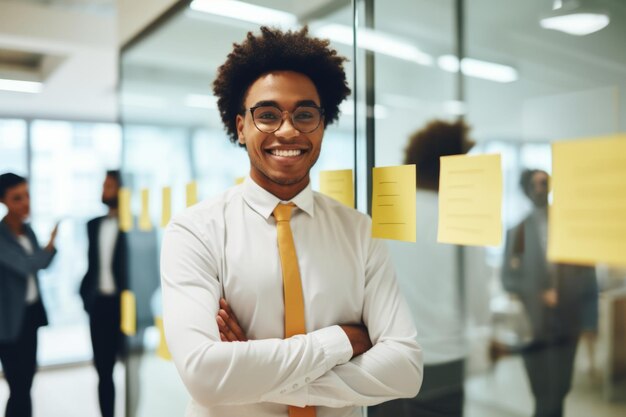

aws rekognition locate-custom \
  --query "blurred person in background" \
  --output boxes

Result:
[502,169,598,417]
[0,172,57,417]
[79,170,127,417]
[369,120,489,417]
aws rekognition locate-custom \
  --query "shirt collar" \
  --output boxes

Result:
[242,176,315,220]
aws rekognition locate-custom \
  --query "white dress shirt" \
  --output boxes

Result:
[386,191,489,365]
[532,207,548,253]
[531,206,557,285]
[161,177,422,417]
[98,216,118,295]
[16,235,39,304]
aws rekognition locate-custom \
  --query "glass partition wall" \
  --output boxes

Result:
[119,1,626,416]
[463,2,626,417]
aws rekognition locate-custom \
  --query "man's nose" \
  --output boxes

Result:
[274,113,300,139]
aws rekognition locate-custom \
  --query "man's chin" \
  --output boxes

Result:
[265,171,311,187]
[270,176,305,186]
[102,199,118,208]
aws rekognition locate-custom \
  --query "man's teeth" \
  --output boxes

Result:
[271,149,302,157]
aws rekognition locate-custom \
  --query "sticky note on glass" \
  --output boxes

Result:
[161,186,172,227]
[118,188,133,232]
[155,316,172,361]
[120,290,136,336]
[372,165,416,242]
[186,181,198,207]
[438,154,502,246]
[235,177,245,185]
[319,169,354,208]
[139,189,152,231]
[548,134,626,267]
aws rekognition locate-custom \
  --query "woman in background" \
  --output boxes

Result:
[0,173,57,417]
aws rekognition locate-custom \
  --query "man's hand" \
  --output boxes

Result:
[217,298,248,342]
[340,324,372,358]
[45,222,59,252]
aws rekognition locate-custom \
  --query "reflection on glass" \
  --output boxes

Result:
[464,1,626,413]
[502,169,598,417]
[370,119,489,417]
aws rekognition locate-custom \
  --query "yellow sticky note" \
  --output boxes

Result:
[139,189,152,231]
[118,188,133,232]
[155,316,172,361]
[319,169,354,208]
[161,186,172,227]
[438,154,502,246]
[120,290,136,336]
[372,165,416,242]
[548,134,626,267]
[186,181,198,207]
[235,177,245,185]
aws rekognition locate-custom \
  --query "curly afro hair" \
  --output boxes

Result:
[404,119,475,191]
[213,26,351,145]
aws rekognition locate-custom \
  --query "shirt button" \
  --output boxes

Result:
[292,383,299,389]
[305,377,311,383]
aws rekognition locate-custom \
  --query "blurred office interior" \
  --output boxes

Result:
[0,0,625,416]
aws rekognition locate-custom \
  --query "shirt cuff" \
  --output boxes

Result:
[311,325,353,368]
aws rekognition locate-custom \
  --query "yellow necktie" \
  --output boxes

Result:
[273,203,316,417]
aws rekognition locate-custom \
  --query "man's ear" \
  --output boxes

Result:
[236,114,245,145]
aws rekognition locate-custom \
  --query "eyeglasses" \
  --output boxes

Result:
[249,105,325,134]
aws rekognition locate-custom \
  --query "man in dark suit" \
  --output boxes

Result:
[502,169,597,417]
[80,170,127,417]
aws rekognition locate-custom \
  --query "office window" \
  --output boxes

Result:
[192,128,249,198]
[123,125,192,224]
[30,119,122,365]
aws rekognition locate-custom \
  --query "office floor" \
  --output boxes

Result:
[1,352,624,417]
[465,355,625,417]
[0,362,125,417]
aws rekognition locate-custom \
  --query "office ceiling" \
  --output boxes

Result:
[120,0,626,142]
[4,0,115,15]
[0,0,117,121]
[0,0,624,138]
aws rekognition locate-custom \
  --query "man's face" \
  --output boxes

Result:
[1,182,30,220]
[529,171,549,208]
[102,175,120,208]
[236,71,324,196]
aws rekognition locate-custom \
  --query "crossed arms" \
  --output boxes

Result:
[217,298,373,357]
[160,218,423,409]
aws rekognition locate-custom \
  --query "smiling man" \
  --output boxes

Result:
[160,27,422,417]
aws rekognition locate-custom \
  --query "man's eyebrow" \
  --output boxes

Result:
[295,100,320,107]
[251,100,321,108]
[252,100,279,107]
